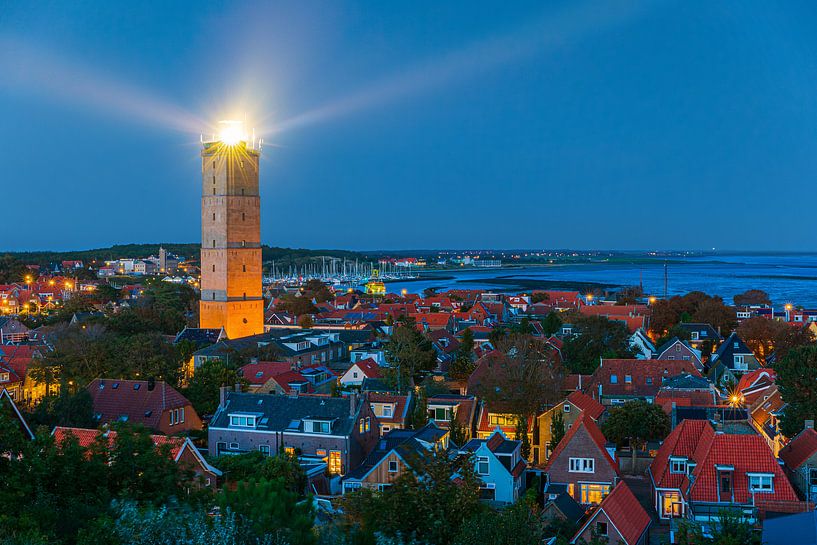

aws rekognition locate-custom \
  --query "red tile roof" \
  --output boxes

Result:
[240,361,293,386]
[53,426,186,459]
[86,379,193,429]
[689,433,800,504]
[545,413,618,474]
[779,428,817,470]
[587,359,701,399]
[566,391,605,420]
[353,358,383,379]
[576,481,650,545]
[368,393,411,425]
[650,419,715,490]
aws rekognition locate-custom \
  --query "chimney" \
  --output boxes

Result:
[806,420,814,430]
[147,376,156,391]
[219,386,229,408]
[713,411,723,433]
[250,357,259,365]
[234,383,241,392]
[349,391,358,416]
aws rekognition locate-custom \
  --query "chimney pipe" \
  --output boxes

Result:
[349,391,358,416]
[219,386,229,408]
[806,420,814,430]
[234,383,241,392]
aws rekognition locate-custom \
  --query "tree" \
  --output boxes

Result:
[562,316,633,374]
[649,291,736,337]
[738,316,814,364]
[215,450,307,493]
[775,345,817,437]
[298,314,314,329]
[26,389,96,429]
[385,323,437,393]
[733,289,771,307]
[531,292,549,304]
[410,386,429,429]
[602,400,670,474]
[0,255,28,284]
[473,335,563,423]
[453,498,542,545]
[616,285,643,305]
[448,408,468,447]
[218,478,315,544]
[184,359,246,416]
[540,311,562,336]
[549,410,566,453]
[515,415,531,460]
[449,328,475,380]
[342,447,482,545]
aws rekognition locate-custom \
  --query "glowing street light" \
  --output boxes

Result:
[648,296,657,304]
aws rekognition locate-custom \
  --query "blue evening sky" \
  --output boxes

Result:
[1,0,816,251]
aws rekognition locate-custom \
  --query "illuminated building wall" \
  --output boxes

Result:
[199,137,264,338]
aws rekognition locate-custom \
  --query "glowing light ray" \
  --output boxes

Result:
[274,0,659,135]
[0,35,205,134]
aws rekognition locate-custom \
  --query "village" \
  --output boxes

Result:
[2,256,817,544]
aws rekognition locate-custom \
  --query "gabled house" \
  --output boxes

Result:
[368,392,413,436]
[748,386,787,456]
[570,481,651,545]
[208,391,378,477]
[648,419,805,527]
[409,312,456,332]
[52,427,221,488]
[460,429,526,503]
[779,425,817,503]
[427,329,461,366]
[586,359,701,407]
[534,390,605,465]
[0,316,30,344]
[86,378,202,433]
[675,322,722,350]
[339,358,383,388]
[342,423,448,493]
[655,337,703,372]
[654,373,719,418]
[707,332,760,385]
[544,414,619,505]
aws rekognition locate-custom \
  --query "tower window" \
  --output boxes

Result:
[243,292,246,300]
[242,265,246,272]
[212,265,215,272]
[212,213,216,221]
[212,188,216,195]
[242,240,246,247]
[212,240,216,248]
[212,293,215,300]
[242,212,245,221]
[241,188,245,196]
[212,176,215,184]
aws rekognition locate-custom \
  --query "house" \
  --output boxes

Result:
[654,337,703,372]
[460,429,526,503]
[648,419,805,527]
[475,402,532,442]
[570,481,651,545]
[240,361,296,392]
[707,332,760,386]
[0,317,30,344]
[586,359,701,407]
[748,385,787,456]
[409,312,456,332]
[52,426,221,488]
[544,414,619,505]
[533,390,605,465]
[368,392,413,436]
[428,329,461,366]
[629,329,657,360]
[675,322,722,350]
[779,425,817,503]
[427,394,478,441]
[342,423,448,493]
[541,488,584,527]
[0,387,35,441]
[174,326,226,347]
[339,358,383,388]
[654,373,719,418]
[86,378,202,433]
[207,391,378,477]
[762,511,817,545]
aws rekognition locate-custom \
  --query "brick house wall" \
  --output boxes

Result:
[547,425,618,504]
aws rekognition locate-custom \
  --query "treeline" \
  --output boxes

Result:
[4,244,366,268]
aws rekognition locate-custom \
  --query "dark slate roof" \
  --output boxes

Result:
[762,511,817,545]
[546,493,584,524]
[676,323,722,341]
[360,377,394,393]
[210,392,360,436]
[344,423,446,481]
[661,373,711,389]
[174,327,223,346]
[710,332,753,367]
[655,337,692,356]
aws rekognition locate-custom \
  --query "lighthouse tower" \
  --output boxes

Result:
[199,121,264,338]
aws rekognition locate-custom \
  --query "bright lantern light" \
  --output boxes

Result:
[218,120,246,146]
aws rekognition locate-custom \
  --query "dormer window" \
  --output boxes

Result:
[383,404,394,418]
[748,473,774,493]
[229,414,257,428]
[304,420,331,434]
[669,457,687,474]
[563,403,571,413]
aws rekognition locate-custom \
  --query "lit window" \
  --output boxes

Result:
[329,450,342,474]
[284,446,295,457]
